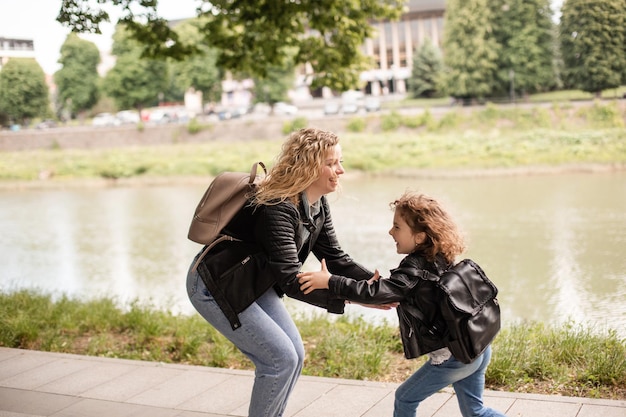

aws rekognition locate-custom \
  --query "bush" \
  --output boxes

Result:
[346,117,366,132]
[282,117,308,134]
[381,111,403,131]
[580,101,625,128]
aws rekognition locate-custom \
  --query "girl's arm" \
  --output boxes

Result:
[298,259,381,294]
[299,260,396,309]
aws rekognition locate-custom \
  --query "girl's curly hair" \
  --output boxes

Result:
[254,128,339,206]
[391,191,466,264]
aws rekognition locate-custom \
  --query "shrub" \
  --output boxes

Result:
[282,117,308,134]
[346,117,366,132]
[381,111,402,131]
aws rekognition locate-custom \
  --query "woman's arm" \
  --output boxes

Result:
[255,203,346,313]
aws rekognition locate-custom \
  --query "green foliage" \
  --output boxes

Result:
[577,100,625,128]
[300,315,395,379]
[253,60,296,106]
[57,0,405,91]
[407,40,443,98]
[102,25,169,110]
[282,117,308,135]
[1,102,624,182]
[489,0,557,96]
[488,322,626,393]
[436,109,462,130]
[170,19,222,104]
[346,117,367,132]
[1,291,625,397]
[54,33,101,117]
[381,111,403,131]
[559,0,626,94]
[187,118,211,134]
[103,54,168,110]
[439,0,500,99]
[0,59,51,125]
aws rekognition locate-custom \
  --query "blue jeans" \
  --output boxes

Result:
[394,346,507,417]
[187,261,304,417]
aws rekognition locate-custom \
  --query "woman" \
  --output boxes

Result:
[298,192,507,417]
[186,127,377,417]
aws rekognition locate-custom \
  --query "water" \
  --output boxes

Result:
[1,172,625,336]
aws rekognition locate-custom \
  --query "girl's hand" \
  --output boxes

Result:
[297,259,331,294]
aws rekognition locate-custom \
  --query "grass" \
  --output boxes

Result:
[1,290,625,400]
[1,101,625,181]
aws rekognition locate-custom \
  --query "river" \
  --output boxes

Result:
[1,171,625,336]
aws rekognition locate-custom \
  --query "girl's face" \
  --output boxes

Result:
[389,210,425,254]
[305,144,345,203]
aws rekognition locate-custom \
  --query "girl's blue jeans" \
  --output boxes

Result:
[187,261,304,417]
[394,346,507,417]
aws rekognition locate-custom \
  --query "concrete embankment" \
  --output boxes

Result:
[0,116,351,152]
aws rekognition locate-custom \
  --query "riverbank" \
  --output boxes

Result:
[1,290,625,400]
[1,162,625,191]
[1,100,625,185]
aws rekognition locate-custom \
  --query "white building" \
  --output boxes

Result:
[0,37,36,71]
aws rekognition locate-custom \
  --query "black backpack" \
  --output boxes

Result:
[403,259,501,364]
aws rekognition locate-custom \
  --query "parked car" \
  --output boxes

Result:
[364,96,381,112]
[341,102,359,114]
[116,110,140,124]
[148,109,176,124]
[92,113,121,127]
[323,102,340,115]
[36,119,57,129]
[273,102,298,115]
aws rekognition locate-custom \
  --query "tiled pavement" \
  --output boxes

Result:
[1,347,624,417]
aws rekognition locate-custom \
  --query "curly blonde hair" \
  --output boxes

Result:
[391,191,466,264]
[254,128,340,206]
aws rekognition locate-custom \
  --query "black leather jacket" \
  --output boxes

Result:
[196,195,374,330]
[328,252,450,358]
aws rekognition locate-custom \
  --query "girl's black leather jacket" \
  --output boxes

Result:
[196,195,374,330]
[328,252,450,358]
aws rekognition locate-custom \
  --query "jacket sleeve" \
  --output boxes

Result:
[255,202,345,314]
[311,198,375,281]
[328,266,417,305]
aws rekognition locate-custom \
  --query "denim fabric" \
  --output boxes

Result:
[394,346,507,417]
[187,261,304,417]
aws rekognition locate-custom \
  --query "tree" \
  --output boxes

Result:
[57,0,405,91]
[0,59,50,125]
[559,0,626,95]
[54,33,101,119]
[170,18,222,106]
[407,39,443,98]
[438,0,500,101]
[489,0,557,97]
[252,60,296,111]
[102,25,169,110]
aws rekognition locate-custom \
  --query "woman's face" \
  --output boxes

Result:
[305,144,345,203]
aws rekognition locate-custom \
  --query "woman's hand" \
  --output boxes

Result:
[297,259,331,294]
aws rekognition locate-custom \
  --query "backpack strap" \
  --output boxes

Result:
[191,234,241,272]
[190,161,266,273]
[250,161,267,181]
[394,266,442,335]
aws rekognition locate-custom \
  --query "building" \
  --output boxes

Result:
[0,37,36,71]
[293,0,445,100]
[363,0,445,96]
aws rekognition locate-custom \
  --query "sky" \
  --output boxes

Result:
[0,0,200,75]
[1,0,565,76]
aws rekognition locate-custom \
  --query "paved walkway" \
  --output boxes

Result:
[1,347,624,417]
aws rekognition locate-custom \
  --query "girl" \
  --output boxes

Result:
[298,191,507,417]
